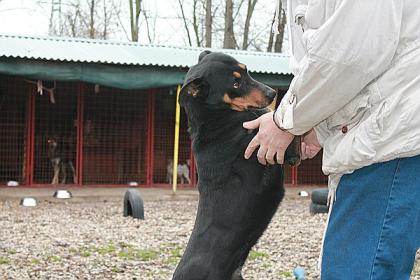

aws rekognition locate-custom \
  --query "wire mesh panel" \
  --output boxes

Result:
[153,88,192,185]
[82,85,149,185]
[298,152,328,185]
[33,82,78,184]
[283,165,293,184]
[0,76,28,185]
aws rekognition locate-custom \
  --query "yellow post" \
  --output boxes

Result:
[172,85,182,193]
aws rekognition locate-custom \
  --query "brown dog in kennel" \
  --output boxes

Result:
[47,135,76,184]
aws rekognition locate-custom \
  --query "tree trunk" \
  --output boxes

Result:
[192,0,201,47]
[89,0,95,38]
[205,0,212,47]
[242,0,257,50]
[223,0,235,49]
[267,30,274,52]
[274,8,286,52]
[267,0,286,52]
[129,0,141,42]
[102,0,108,39]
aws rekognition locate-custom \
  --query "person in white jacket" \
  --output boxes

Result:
[243,0,420,279]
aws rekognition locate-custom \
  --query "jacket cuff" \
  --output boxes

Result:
[313,120,330,148]
[274,91,297,133]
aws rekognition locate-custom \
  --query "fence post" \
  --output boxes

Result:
[292,166,298,186]
[76,83,84,186]
[172,85,181,193]
[146,90,155,186]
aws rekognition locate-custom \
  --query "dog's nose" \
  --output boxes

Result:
[265,87,277,99]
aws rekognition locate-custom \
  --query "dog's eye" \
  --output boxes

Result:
[233,79,241,89]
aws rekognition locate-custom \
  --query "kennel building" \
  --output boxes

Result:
[0,34,327,187]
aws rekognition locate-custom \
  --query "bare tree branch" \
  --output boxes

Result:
[192,0,201,47]
[177,0,193,46]
[142,1,155,43]
[241,0,257,50]
[232,0,245,21]
[113,1,130,41]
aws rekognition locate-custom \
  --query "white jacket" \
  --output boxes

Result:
[275,0,420,182]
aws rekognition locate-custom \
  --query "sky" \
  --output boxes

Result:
[0,0,278,49]
[0,0,184,40]
[0,0,50,35]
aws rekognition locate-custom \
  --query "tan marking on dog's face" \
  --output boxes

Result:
[267,95,277,112]
[233,71,241,78]
[187,85,199,97]
[223,90,268,111]
[238,63,247,70]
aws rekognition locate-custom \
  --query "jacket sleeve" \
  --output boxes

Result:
[274,0,403,135]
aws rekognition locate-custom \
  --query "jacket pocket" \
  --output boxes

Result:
[350,100,387,163]
[326,82,381,131]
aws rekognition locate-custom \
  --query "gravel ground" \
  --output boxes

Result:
[0,189,419,280]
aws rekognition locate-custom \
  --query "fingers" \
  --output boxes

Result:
[257,146,268,165]
[243,112,294,165]
[265,147,276,165]
[276,149,285,165]
[301,141,319,160]
[307,145,315,159]
[301,142,308,160]
[243,117,263,160]
[244,137,260,159]
[243,117,261,130]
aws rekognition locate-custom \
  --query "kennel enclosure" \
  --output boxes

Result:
[0,34,327,187]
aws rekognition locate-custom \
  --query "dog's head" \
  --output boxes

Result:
[180,51,277,111]
[47,137,58,147]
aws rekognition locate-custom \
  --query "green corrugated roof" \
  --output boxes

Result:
[0,34,292,75]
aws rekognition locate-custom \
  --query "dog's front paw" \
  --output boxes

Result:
[284,136,302,166]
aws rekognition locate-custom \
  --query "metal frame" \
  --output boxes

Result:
[146,90,155,186]
[24,86,35,185]
[2,78,323,188]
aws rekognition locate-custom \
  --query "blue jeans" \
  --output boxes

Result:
[321,155,420,280]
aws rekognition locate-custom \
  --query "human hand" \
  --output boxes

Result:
[301,129,321,160]
[243,112,294,165]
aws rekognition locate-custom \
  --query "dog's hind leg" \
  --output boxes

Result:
[231,250,249,280]
[69,161,76,183]
[231,266,244,280]
[61,163,67,184]
[51,159,60,184]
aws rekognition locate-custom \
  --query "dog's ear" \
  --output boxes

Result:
[198,50,211,62]
[180,77,202,98]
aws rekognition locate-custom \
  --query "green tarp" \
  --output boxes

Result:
[0,58,292,89]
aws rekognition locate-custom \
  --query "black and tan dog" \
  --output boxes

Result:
[48,135,76,184]
[172,51,300,280]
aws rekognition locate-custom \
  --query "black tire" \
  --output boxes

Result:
[309,202,329,215]
[311,188,329,205]
[123,188,144,220]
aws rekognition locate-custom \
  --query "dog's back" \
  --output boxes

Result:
[173,51,299,280]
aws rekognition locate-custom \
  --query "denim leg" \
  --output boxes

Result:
[321,156,420,280]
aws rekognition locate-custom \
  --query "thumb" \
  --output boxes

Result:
[243,117,261,130]
[301,142,308,160]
